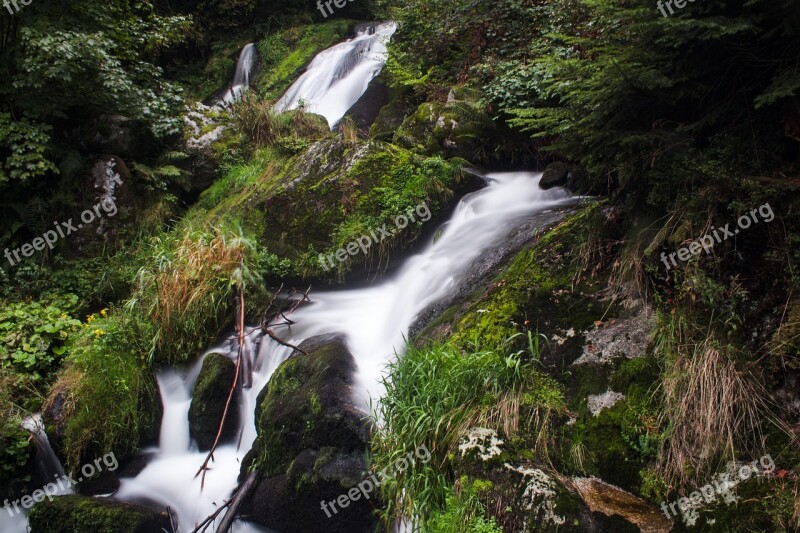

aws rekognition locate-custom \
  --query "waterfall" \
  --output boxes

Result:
[0,415,71,533]
[112,172,580,531]
[22,414,67,485]
[222,43,257,103]
[274,22,397,128]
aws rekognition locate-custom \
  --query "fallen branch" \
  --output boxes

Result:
[216,470,259,533]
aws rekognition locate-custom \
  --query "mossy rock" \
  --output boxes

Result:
[193,137,465,281]
[29,494,171,533]
[392,100,498,163]
[188,353,239,451]
[541,162,572,189]
[240,333,376,532]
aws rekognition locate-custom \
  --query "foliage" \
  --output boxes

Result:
[0,113,58,185]
[427,478,503,533]
[0,294,82,380]
[52,312,159,468]
[128,223,263,364]
[9,1,192,137]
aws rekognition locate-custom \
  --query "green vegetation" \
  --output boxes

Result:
[372,341,566,528]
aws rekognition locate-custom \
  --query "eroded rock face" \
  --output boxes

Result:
[240,333,376,532]
[29,494,171,533]
[188,353,240,451]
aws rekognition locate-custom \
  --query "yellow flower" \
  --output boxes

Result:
[100,308,108,317]
[86,314,95,324]
[93,329,105,337]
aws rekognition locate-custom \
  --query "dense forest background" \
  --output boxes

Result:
[1,0,799,531]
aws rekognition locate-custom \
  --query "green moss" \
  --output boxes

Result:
[188,353,238,450]
[59,315,160,469]
[29,494,170,533]
[451,203,603,350]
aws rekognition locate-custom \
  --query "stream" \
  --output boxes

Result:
[0,22,581,533]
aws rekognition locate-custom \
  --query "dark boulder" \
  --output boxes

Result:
[240,333,377,532]
[188,353,240,451]
[29,494,171,533]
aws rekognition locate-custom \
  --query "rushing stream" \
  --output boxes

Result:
[0,22,581,533]
[114,172,579,532]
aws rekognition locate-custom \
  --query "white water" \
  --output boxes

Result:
[110,172,578,532]
[0,173,579,533]
[275,22,397,128]
[223,43,257,103]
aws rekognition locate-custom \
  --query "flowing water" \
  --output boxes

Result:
[274,22,397,128]
[113,172,579,531]
[0,24,583,533]
[222,44,257,103]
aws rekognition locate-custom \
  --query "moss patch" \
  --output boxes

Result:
[29,494,171,533]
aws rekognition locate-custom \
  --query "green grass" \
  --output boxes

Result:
[371,340,566,528]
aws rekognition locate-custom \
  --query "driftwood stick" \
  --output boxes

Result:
[215,470,259,533]
[264,328,308,355]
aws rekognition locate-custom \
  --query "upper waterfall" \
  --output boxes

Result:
[274,21,397,128]
[222,43,257,103]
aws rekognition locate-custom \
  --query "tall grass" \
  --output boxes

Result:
[372,341,565,529]
[654,311,776,488]
[128,224,261,364]
[229,93,329,149]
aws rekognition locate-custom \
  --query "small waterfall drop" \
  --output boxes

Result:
[223,43,257,103]
[275,22,397,128]
[114,173,580,531]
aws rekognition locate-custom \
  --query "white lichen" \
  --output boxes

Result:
[587,390,625,417]
[504,463,565,527]
[458,427,504,461]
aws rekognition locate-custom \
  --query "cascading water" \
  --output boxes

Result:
[112,172,580,532]
[223,43,257,103]
[274,22,397,128]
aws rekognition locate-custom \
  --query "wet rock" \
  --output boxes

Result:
[573,301,655,365]
[240,333,376,533]
[29,494,171,533]
[541,162,572,189]
[188,353,239,451]
[561,476,673,533]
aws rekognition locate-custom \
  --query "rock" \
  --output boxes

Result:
[345,76,390,133]
[561,476,673,533]
[188,353,239,451]
[540,162,572,189]
[84,115,153,159]
[573,301,655,365]
[369,95,418,142]
[392,100,497,162]
[240,333,376,532]
[587,390,626,417]
[29,494,171,533]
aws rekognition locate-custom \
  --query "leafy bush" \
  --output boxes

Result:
[0,294,81,380]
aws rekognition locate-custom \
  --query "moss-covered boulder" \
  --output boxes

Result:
[393,99,498,163]
[240,333,376,532]
[29,494,171,533]
[541,161,592,194]
[188,353,239,451]
[193,136,472,281]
